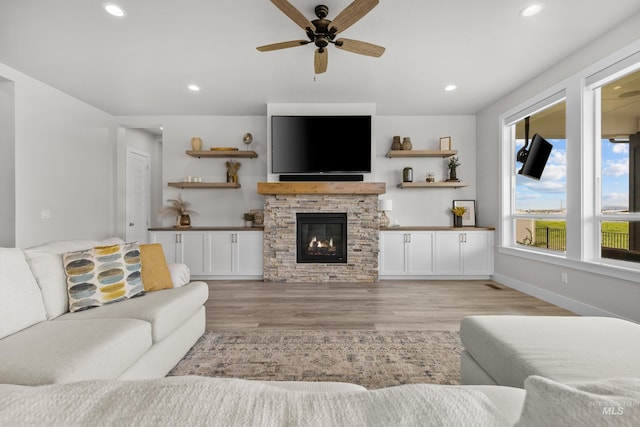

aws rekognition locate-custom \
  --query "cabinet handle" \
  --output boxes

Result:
[232,233,237,243]
[407,233,411,243]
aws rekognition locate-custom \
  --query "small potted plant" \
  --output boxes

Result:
[243,212,255,227]
[451,206,467,228]
[159,194,197,228]
[426,171,435,183]
[446,157,461,181]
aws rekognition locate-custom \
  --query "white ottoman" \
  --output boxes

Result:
[459,315,640,388]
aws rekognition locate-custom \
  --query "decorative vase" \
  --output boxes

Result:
[453,215,462,228]
[191,137,203,151]
[402,137,412,150]
[449,168,458,181]
[391,136,402,150]
[178,214,191,227]
[244,220,253,227]
[403,167,413,182]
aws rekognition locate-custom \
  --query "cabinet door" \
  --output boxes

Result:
[181,231,208,275]
[149,232,181,263]
[435,232,463,275]
[209,231,235,275]
[407,232,435,275]
[461,231,493,275]
[236,231,263,276]
[379,231,408,275]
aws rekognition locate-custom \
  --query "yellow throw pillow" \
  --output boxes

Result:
[140,243,174,291]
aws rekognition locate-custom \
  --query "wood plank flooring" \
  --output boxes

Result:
[204,279,575,331]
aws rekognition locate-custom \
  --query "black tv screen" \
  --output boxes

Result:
[271,115,372,173]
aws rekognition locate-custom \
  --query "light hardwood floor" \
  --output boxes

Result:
[204,279,574,331]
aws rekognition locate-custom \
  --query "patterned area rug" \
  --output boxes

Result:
[168,330,463,389]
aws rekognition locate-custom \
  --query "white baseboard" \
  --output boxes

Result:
[492,273,631,321]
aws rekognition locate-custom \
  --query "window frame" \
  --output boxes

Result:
[498,44,640,284]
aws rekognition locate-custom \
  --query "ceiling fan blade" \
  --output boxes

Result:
[257,40,310,52]
[271,0,316,32]
[328,0,379,34]
[315,48,328,74]
[335,38,385,57]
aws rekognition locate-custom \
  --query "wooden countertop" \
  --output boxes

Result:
[148,226,264,231]
[149,226,494,231]
[380,226,495,231]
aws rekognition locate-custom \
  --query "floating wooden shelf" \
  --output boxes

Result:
[386,150,458,158]
[186,150,258,158]
[397,181,468,189]
[257,182,386,195]
[168,182,241,189]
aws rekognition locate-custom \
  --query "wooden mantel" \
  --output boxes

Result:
[257,182,386,195]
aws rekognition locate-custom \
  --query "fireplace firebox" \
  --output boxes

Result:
[296,213,347,263]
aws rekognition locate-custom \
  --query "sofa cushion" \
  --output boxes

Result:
[0,318,151,385]
[460,315,640,388]
[24,237,124,319]
[139,243,173,291]
[57,281,209,342]
[63,242,145,312]
[516,376,640,426]
[168,262,191,287]
[0,248,47,340]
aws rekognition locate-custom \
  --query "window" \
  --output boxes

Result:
[596,68,640,263]
[500,46,640,280]
[510,100,567,254]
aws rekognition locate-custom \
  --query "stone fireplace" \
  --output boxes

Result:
[258,182,385,282]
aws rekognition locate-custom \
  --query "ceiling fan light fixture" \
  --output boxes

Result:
[520,3,544,17]
[103,3,126,17]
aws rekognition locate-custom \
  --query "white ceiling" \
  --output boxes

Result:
[1,0,640,116]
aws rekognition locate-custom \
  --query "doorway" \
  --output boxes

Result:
[126,148,151,243]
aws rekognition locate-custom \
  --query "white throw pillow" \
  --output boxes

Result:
[0,248,47,339]
[168,263,191,287]
[516,375,640,426]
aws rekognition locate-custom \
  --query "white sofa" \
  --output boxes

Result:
[0,238,208,386]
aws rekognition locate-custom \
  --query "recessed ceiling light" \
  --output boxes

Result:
[103,3,126,17]
[188,84,201,92]
[445,84,457,92]
[520,3,543,17]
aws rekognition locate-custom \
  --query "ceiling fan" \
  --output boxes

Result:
[257,0,385,74]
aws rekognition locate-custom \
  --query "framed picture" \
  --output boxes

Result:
[453,200,476,226]
[439,136,451,150]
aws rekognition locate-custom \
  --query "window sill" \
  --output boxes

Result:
[498,245,640,285]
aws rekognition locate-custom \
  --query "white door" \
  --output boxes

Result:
[126,149,150,243]
[435,231,463,275]
[236,231,264,276]
[461,231,493,275]
[407,232,435,275]
[379,231,408,276]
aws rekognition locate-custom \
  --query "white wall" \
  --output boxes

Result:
[0,62,116,248]
[118,113,477,228]
[375,116,477,226]
[0,79,15,246]
[477,12,640,322]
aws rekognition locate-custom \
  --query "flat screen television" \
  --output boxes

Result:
[271,115,372,174]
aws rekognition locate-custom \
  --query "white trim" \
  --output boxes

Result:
[492,273,630,320]
[498,245,640,285]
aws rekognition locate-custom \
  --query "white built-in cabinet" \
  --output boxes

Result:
[149,229,263,279]
[379,231,435,276]
[434,230,493,276]
[379,229,493,278]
